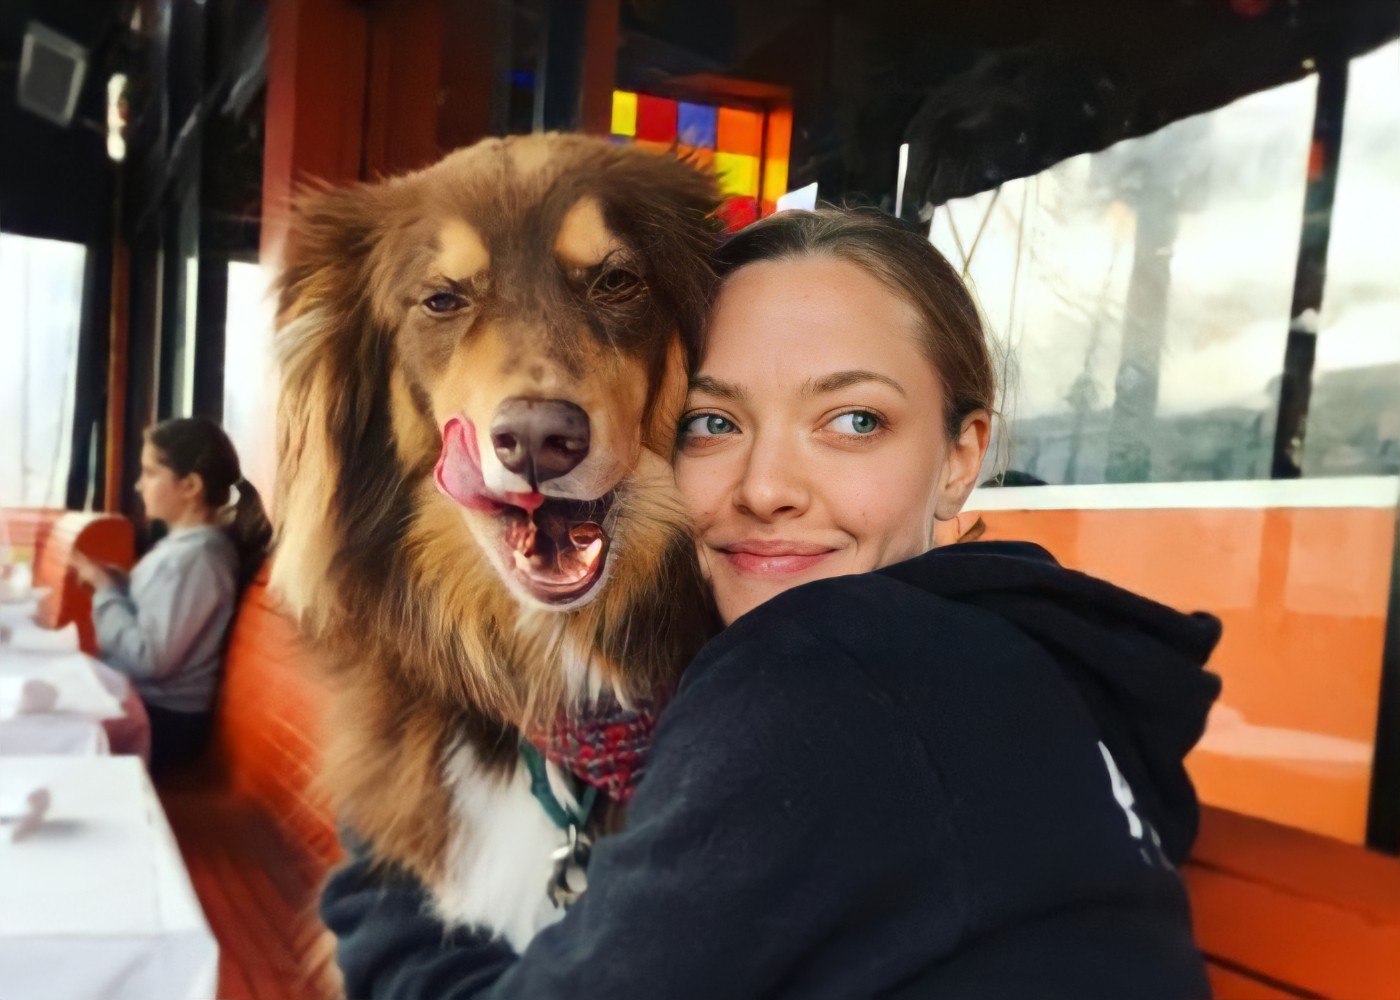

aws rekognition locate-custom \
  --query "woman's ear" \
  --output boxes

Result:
[179,471,207,506]
[934,409,991,522]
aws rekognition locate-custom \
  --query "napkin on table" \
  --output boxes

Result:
[0,786,50,842]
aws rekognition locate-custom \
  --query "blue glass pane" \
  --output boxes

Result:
[678,102,718,149]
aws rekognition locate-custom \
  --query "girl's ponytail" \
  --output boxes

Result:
[228,477,273,592]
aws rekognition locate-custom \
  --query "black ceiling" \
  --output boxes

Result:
[622,0,1400,208]
[0,0,129,242]
[4,0,1398,243]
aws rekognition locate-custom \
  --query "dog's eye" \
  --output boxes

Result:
[589,268,645,306]
[423,292,468,314]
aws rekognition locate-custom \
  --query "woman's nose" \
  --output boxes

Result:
[732,436,809,521]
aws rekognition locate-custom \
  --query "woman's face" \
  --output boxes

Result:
[675,256,988,625]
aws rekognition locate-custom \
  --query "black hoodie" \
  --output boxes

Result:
[323,542,1223,1000]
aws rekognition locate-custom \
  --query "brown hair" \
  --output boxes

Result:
[146,416,272,590]
[713,207,996,439]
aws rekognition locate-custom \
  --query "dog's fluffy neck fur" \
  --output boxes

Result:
[296,475,709,884]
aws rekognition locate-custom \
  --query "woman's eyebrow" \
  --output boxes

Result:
[688,375,750,401]
[802,370,907,398]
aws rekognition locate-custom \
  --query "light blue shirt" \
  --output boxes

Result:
[92,524,238,713]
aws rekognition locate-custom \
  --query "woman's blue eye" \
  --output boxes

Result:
[683,414,736,437]
[831,411,881,435]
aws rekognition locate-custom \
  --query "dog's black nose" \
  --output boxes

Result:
[491,398,590,485]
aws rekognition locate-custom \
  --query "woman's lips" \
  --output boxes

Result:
[715,540,837,576]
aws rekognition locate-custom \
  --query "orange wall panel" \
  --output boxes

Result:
[974,505,1395,844]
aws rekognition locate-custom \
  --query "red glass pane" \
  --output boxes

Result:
[635,95,678,143]
[717,196,760,232]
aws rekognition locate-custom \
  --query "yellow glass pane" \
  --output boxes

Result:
[715,151,759,197]
[611,91,638,136]
[762,158,789,201]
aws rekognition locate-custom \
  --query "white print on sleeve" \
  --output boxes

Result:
[1098,741,1173,870]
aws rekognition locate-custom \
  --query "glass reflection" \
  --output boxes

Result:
[931,79,1317,485]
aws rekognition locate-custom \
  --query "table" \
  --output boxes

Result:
[0,756,218,1000]
[0,648,125,757]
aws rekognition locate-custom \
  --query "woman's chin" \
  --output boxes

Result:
[713,563,844,626]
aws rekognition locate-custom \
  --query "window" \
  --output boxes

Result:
[0,234,85,506]
[931,78,1318,485]
[610,90,792,230]
[221,260,275,484]
[1304,42,1400,478]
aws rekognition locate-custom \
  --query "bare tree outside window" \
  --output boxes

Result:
[931,78,1316,485]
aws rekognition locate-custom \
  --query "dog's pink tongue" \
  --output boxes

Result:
[435,418,494,511]
[435,417,545,513]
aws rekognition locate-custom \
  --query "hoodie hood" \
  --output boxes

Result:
[879,540,1222,865]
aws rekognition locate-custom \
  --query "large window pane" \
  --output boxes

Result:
[1304,41,1400,477]
[932,78,1316,485]
[222,260,277,490]
[0,234,85,506]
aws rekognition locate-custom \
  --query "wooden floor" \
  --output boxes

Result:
[158,771,343,1000]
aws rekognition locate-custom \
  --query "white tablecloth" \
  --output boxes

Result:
[0,648,126,757]
[0,756,218,1000]
[0,715,108,755]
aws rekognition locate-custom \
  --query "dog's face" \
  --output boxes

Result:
[398,158,698,608]
[275,134,719,638]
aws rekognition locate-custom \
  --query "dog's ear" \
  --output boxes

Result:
[271,181,405,627]
[596,149,723,455]
[598,149,724,369]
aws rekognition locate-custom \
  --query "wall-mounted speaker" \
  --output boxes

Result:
[18,22,90,128]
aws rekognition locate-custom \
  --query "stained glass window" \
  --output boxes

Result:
[610,90,792,230]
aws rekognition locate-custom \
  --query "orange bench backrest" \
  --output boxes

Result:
[217,564,341,866]
[3,508,136,654]
[1187,805,1400,999]
[33,512,137,653]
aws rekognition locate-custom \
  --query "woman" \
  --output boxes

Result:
[73,416,271,771]
[322,209,1222,999]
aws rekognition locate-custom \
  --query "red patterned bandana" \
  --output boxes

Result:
[530,695,662,802]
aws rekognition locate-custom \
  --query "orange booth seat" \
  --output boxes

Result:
[2,507,137,652]
[1186,807,1400,998]
[155,563,343,1000]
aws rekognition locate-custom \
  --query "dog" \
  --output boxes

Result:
[271,134,720,948]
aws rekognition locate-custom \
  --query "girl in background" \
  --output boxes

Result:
[73,416,271,772]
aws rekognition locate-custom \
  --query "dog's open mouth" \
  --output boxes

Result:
[499,497,612,604]
[436,416,614,605]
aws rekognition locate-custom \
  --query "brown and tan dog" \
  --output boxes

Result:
[271,134,720,946]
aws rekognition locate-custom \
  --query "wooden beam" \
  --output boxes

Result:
[104,239,130,512]
[363,0,445,179]
[579,0,621,135]
[260,0,370,269]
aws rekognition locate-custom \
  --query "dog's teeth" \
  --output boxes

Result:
[569,522,603,547]
[582,538,603,566]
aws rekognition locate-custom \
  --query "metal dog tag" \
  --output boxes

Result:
[548,823,592,908]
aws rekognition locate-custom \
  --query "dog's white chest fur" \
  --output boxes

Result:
[434,742,578,951]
